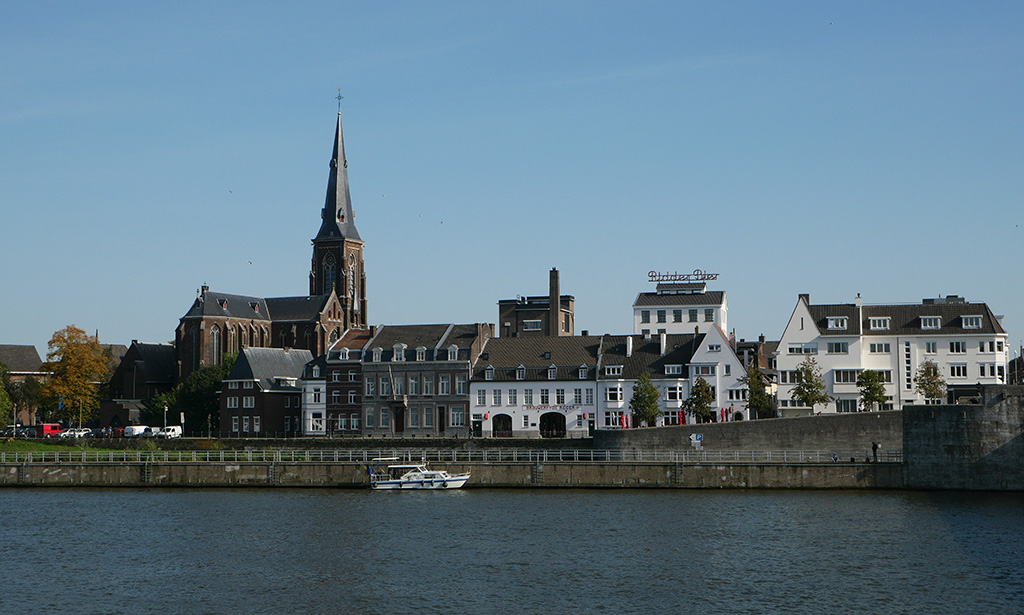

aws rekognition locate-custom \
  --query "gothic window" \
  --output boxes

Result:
[241,326,249,348]
[349,264,357,307]
[210,325,221,366]
[190,326,199,371]
[323,255,336,292]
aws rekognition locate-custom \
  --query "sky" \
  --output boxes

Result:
[2,1,1023,360]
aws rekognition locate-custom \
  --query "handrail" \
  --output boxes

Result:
[0,448,903,464]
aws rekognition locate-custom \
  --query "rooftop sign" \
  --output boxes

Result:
[648,269,719,283]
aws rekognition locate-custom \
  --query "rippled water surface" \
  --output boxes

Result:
[1,488,1022,614]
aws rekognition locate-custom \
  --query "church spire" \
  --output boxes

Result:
[314,112,361,242]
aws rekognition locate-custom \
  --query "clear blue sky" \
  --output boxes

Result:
[3,2,1022,359]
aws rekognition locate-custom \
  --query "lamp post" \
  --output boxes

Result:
[163,402,168,431]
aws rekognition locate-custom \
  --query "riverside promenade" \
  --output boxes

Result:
[0,447,902,489]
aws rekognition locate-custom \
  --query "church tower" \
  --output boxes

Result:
[310,113,367,329]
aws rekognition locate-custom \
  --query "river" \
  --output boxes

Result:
[1,489,1021,614]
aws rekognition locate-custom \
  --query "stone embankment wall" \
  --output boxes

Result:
[1,460,902,489]
[594,411,902,455]
[903,385,1024,490]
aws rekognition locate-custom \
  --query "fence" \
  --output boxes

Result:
[0,448,902,465]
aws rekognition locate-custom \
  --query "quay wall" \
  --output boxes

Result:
[0,460,902,490]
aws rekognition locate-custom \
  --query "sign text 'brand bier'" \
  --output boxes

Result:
[648,269,720,283]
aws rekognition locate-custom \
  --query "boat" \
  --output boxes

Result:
[366,457,470,490]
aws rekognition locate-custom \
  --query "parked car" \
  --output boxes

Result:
[157,426,182,439]
[141,427,160,438]
[59,428,91,439]
[34,423,62,438]
[123,425,149,438]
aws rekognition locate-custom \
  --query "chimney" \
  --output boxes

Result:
[626,336,633,358]
[759,334,765,344]
[549,268,560,337]
[660,332,667,356]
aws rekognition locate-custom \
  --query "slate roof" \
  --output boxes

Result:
[633,290,725,307]
[598,334,701,380]
[807,298,1005,337]
[313,114,361,243]
[0,345,44,373]
[131,343,176,383]
[265,295,331,321]
[473,336,600,381]
[182,291,271,321]
[226,347,313,391]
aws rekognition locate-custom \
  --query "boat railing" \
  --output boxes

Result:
[0,448,902,464]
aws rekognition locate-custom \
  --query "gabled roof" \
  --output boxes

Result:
[0,345,44,374]
[598,334,701,380]
[473,336,600,381]
[327,328,374,361]
[226,347,313,391]
[633,290,725,308]
[129,343,176,383]
[367,324,454,353]
[806,298,1005,337]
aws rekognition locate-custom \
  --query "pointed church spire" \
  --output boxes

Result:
[314,112,361,242]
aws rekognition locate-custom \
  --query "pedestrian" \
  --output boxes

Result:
[872,441,879,462]
[831,452,838,463]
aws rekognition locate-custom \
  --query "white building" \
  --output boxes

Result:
[598,328,748,428]
[470,336,600,438]
[632,282,728,337]
[776,294,1009,416]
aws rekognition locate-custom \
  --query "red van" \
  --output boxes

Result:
[35,424,62,438]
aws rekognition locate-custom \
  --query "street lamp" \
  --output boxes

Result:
[163,402,168,431]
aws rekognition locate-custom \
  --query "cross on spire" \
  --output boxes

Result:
[336,89,344,113]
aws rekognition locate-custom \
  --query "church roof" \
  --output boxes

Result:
[313,113,361,243]
[264,295,332,322]
[182,290,271,321]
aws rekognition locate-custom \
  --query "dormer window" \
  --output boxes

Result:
[339,348,349,360]
[448,345,458,361]
[962,316,982,330]
[312,366,320,378]
[416,347,426,362]
[485,366,494,381]
[578,365,588,380]
[827,317,847,330]
[393,343,406,362]
[921,317,941,330]
[605,365,622,377]
[372,348,382,362]
[665,365,682,376]
[869,318,890,331]
[516,365,525,381]
[548,365,557,380]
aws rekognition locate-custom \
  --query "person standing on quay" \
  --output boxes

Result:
[872,442,879,462]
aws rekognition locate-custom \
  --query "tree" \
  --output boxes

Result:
[629,372,661,427]
[0,364,12,429]
[857,370,888,411]
[9,376,42,424]
[175,353,236,433]
[683,377,715,423]
[40,326,109,426]
[791,356,832,412]
[914,359,947,402]
[738,363,775,419]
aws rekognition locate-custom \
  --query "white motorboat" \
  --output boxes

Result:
[366,457,470,490]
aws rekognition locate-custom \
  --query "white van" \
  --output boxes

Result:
[158,426,182,439]
[124,425,149,438]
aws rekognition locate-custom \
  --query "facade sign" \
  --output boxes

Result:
[524,405,582,412]
[648,269,719,283]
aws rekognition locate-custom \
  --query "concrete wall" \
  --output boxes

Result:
[594,411,902,455]
[903,385,1024,490]
[1,460,901,490]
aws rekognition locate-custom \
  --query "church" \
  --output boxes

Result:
[174,112,368,383]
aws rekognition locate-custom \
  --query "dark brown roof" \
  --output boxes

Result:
[0,345,44,374]
[598,334,701,380]
[473,336,600,381]
[633,291,725,307]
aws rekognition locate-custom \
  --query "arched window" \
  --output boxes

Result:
[210,325,221,366]
[350,264,358,309]
[190,326,199,371]
[323,255,336,292]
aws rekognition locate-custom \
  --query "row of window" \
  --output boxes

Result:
[365,374,464,397]
[476,388,597,406]
[364,406,465,428]
[802,340,1006,356]
[827,316,984,331]
[640,308,716,324]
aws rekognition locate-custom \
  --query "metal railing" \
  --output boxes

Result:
[0,448,902,465]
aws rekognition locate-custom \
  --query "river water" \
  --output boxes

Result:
[1,488,1021,614]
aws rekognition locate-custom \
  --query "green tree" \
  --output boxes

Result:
[175,353,236,433]
[791,356,832,412]
[40,326,109,426]
[737,363,775,419]
[629,372,662,427]
[856,370,888,411]
[683,377,716,423]
[913,359,946,402]
[9,376,42,425]
[0,364,12,429]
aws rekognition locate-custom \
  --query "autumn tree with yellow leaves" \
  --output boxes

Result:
[40,326,110,425]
